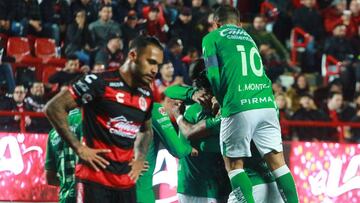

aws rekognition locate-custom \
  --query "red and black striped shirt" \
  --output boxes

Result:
[69,69,153,189]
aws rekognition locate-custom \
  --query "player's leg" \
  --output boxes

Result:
[220,113,255,203]
[252,108,299,203]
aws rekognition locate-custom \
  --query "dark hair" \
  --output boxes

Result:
[167,38,182,49]
[129,36,163,54]
[214,5,240,24]
[189,59,211,89]
[99,4,112,12]
[328,91,342,99]
[67,54,79,61]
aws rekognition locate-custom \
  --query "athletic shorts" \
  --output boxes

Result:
[178,193,226,203]
[227,182,284,203]
[76,182,136,203]
[220,108,283,157]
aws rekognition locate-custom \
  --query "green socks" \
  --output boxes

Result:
[272,165,299,203]
[228,169,255,203]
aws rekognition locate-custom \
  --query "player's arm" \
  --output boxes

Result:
[165,85,212,107]
[129,118,153,182]
[175,114,221,140]
[152,104,193,158]
[44,75,110,171]
[202,35,220,94]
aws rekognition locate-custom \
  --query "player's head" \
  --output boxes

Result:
[213,5,240,27]
[128,36,164,86]
[189,59,211,91]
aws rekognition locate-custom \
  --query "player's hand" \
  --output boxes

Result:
[128,159,148,182]
[190,148,198,157]
[172,101,185,118]
[192,89,212,110]
[76,145,111,171]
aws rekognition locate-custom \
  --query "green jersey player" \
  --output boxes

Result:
[136,102,197,203]
[167,79,283,203]
[45,108,82,203]
[202,6,298,203]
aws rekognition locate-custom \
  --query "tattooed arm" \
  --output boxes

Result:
[128,118,153,182]
[44,90,110,171]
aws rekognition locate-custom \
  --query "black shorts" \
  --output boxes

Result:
[76,182,136,203]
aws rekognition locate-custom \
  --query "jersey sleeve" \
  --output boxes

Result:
[164,85,196,104]
[68,73,106,106]
[202,34,220,95]
[152,103,192,158]
[45,130,57,171]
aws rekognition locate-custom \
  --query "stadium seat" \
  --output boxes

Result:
[321,54,341,85]
[7,37,31,60]
[34,38,57,60]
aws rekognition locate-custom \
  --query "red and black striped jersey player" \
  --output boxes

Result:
[44,36,164,203]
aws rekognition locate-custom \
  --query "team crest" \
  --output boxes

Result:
[139,96,147,111]
[158,107,166,115]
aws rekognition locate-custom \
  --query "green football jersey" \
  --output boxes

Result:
[177,103,231,199]
[136,102,192,203]
[45,109,82,203]
[165,85,275,189]
[202,24,276,117]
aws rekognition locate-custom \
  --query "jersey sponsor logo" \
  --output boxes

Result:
[106,116,141,139]
[74,81,90,93]
[156,117,169,124]
[219,27,254,42]
[139,96,148,112]
[240,96,273,106]
[109,82,124,87]
[238,83,270,92]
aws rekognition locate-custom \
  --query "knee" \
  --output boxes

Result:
[264,151,286,171]
[224,157,244,172]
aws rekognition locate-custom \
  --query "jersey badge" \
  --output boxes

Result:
[139,96,148,111]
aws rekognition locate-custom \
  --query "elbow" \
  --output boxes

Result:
[43,101,55,118]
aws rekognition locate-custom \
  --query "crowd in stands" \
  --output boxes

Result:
[0,0,360,143]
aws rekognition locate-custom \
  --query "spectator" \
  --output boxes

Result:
[350,0,360,26]
[292,0,324,72]
[244,14,290,64]
[291,93,329,141]
[120,10,144,53]
[181,47,199,66]
[88,4,121,49]
[165,38,188,85]
[145,5,168,43]
[321,91,356,140]
[9,0,43,37]
[314,78,344,108]
[0,0,11,35]
[170,7,194,53]
[293,0,325,41]
[0,85,31,132]
[259,43,286,82]
[94,33,124,70]
[64,9,91,65]
[0,46,15,93]
[324,24,359,100]
[351,24,360,59]
[322,0,357,37]
[40,0,72,46]
[116,0,143,23]
[275,93,292,140]
[48,55,83,88]
[71,0,98,24]
[350,92,360,142]
[286,73,314,112]
[25,81,52,133]
[154,60,182,101]
[98,0,120,22]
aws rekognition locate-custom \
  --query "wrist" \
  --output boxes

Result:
[176,115,183,125]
